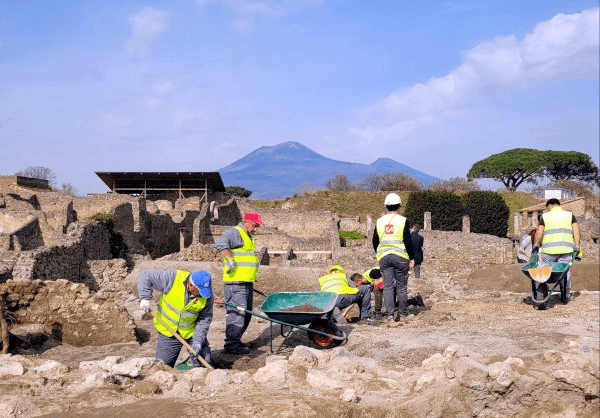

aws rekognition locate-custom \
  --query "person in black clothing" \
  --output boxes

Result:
[410,225,424,278]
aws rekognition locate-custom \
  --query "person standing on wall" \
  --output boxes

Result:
[410,224,424,278]
[532,198,580,304]
[138,269,214,367]
[214,212,264,355]
[372,193,415,322]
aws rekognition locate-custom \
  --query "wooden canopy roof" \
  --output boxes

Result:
[95,172,225,199]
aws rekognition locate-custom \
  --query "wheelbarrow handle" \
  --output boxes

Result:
[252,288,268,297]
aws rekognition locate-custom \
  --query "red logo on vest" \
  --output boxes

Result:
[385,224,394,234]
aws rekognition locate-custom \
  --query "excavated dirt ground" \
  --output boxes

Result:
[5,261,600,417]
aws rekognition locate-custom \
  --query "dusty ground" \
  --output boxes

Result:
[1,260,593,417]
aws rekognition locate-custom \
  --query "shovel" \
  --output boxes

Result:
[143,311,213,369]
[528,252,552,283]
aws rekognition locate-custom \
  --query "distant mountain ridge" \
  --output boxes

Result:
[218,141,440,199]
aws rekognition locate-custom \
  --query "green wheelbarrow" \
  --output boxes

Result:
[521,252,573,305]
[217,291,347,353]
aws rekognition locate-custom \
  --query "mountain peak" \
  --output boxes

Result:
[219,142,439,198]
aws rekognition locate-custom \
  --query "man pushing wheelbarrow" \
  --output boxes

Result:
[526,198,580,310]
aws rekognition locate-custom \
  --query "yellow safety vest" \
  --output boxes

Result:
[154,270,208,339]
[361,268,377,284]
[541,207,575,255]
[376,214,408,260]
[223,226,259,283]
[319,272,358,295]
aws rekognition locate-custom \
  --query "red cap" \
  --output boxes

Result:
[243,212,264,225]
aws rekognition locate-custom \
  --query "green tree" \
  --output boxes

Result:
[544,151,599,183]
[467,149,545,191]
[225,186,252,198]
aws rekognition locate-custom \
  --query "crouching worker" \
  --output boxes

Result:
[138,269,213,368]
[350,267,384,319]
[319,265,374,323]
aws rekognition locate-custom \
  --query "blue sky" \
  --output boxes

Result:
[1,1,598,194]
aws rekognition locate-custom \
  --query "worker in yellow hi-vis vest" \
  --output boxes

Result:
[215,212,264,355]
[373,193,415,323]
[533,198,580,305]
[138,269,213,368]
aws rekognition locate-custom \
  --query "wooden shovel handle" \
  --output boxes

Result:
[153,313,213,369]
[341,304,355,317]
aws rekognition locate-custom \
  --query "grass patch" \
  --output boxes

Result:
[339,230,365,240]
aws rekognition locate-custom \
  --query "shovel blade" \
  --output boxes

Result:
[528,266,552,283]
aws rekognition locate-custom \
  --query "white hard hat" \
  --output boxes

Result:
[384,193,401,206]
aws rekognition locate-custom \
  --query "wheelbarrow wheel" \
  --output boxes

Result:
[307,319,341,349]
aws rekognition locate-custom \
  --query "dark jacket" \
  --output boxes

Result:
[410,231,424,263]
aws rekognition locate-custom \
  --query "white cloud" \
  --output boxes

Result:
[351,7,600,144]
[126,7,170,58]
[196,0,323,32]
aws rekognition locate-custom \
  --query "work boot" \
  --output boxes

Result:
[393,311,401,322]
[374,311,383,320]
[537,303,547,311]
[223,345,250,355]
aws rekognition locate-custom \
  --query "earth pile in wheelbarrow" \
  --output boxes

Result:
[259,291,347,351]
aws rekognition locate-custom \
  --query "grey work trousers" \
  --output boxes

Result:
[155,333,212,368]
[335,285,372,318]
[380,254,410,317]
[224,282,253,350]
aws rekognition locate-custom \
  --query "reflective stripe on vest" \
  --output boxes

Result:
[223,226,259,283]
[541,208,575,255]
[318,272,359,295]
[154,270,208,339]
[376,214,408,260]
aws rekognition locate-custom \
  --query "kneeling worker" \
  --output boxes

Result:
[139,269,213,368]
[351,267,384,318]
[319,265,373,322]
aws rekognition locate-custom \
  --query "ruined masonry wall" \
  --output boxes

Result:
[239,201,339,240]
[11,221,112,281]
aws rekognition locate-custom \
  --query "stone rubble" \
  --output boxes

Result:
[0,339,596,417]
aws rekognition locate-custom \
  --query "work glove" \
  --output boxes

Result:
[139,299,150,313]
[191,342,202,357]
[532,246,539,253]
[224,258,235,273]
[574,247,582,260]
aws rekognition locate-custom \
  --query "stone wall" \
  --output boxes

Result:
[0,176,50,193]
[36,193,76,235]
[11,221,112,282]
[238,201,339,240]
